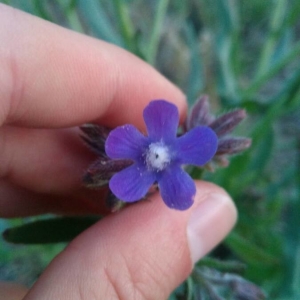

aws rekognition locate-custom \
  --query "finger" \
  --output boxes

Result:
[24,182,237,300]
[0,4,186,129]
[0,125,94,194]
[0,181,109,218]
[0,125,116,217]
[0,281,28,300]
[0,125,110,217]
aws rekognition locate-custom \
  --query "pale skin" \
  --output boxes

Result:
[0,4,237,300]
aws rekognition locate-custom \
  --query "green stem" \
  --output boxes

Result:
[186,276,194,300]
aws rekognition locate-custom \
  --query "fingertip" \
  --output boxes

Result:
[187,181,237,264]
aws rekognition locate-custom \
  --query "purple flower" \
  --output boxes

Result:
[105,100,218,210]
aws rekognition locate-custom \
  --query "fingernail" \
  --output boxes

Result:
[187,193,237,264]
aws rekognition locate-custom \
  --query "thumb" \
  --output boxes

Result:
[24,181,237,300]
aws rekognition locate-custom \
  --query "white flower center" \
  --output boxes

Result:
[146,142,170,171]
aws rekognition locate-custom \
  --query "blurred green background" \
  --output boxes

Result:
[0,0,299,299]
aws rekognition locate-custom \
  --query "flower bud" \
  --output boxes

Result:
[83,158,132,188]
[80,124,111,156]
[209,109,247,137]
[230,277,266,300]
[186,95,215,130]
[216,138,252,155]
[186,95,251,169]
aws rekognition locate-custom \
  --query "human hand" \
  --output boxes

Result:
[0,4,237,300]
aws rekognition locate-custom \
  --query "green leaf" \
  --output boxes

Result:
[33,0,54,21]
[112,0,136,52]
[198,256,246,274]
[255,0,287,78]
[77,0,121,45]
[146,0,170,65]
[184,23,203,105]
[243,41,300,98]
[3,216,101,244]
[280,156,300,297]
[248,127,274,172]
[226,232,279,266]
[7,0,35,13]
[286,0,300,27]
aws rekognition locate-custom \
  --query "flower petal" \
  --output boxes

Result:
[105,125,148,160]
[143,100,179,142]
[175,126,218,166]
[158,165,196,210]
[109,164,155,202]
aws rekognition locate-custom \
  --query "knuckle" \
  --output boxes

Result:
[0,5,24,126]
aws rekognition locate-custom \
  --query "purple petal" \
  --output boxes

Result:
[158,165,196,210]
[105,125,148,160]
[175,126,218,166]
[143,100,179,142]
[109,164,155,202]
